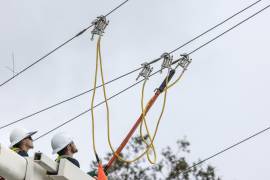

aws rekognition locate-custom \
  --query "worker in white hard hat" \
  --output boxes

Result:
[51,132,80,168]
[9,128,37,157]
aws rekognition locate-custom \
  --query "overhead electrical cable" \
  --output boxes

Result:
[34,69,164,141]
[168,0,262,54]
[187,3,270,55]
[0,0,130,88]
[0,0,263,130]
[0,67,141,130]
[138,71,170,164]
[138,63,188,164]
[34,2,270,141]
[180,126,270,175]
[90,36,183,164]
[90,31,188,165]
[139,78,160,164]
[104,67,187,171]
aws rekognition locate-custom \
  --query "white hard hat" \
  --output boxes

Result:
[9,128,37,148]
[51,132,73,154]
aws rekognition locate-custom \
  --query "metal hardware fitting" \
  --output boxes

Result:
[91,15,109,40]
[178,53,191,69]
[136,63,153,80]
[160,52,173,73]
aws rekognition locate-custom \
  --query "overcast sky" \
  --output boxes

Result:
[1,0,270,179]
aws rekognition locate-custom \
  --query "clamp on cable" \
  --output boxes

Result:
[178,53,191,70]
[136,63,153,81]
[160,52,173,73]
[91,15,109,40]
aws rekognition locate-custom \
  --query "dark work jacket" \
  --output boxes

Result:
[11,147,29,157]
[17,150,29,157]
[56,155,80,168]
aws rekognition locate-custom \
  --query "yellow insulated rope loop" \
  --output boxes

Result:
[97,37,147,163]
[94,37,187,164]
[151,72,169,140]
[167,68,186,89]
[90,36,102,156]
[98,37,162,163]
[139,79,157,164]
[139,70,170,164]
[96,36,116,159]
[138,67,187,164]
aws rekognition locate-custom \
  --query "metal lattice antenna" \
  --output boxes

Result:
[5,52,17,77]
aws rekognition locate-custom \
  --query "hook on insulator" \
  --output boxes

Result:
[91,15,109,40]
[160,52,173,73]
[136,63,153,81]
[178,53,192,70]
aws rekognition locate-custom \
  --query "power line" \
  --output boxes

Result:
[34,69,162,141]
[181,126,270,175]
[0,67,141,130]
[0,28,90,88]
[0,0,261,89]
[105,0,130,17]
[0,0,131,88]
[188,4,270,55]
[147,0,262,63]
[0,0,262,130]
[169,0,262,55]
[34,2,270,141]
[180,3,270,174]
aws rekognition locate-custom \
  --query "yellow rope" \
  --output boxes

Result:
[139,79,157,164]
[97,37,157,163]
[91,36,186,164]
[139,72,169,164]
[90,36,101,156]
[167,69,186,90]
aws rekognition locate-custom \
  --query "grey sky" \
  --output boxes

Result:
[1,0,270,179]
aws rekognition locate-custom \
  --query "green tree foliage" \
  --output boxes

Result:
[89,136,221,180]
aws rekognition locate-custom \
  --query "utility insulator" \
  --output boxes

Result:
[136,63,153,80]
[91,15,109,40]
[160,52,173,73]
[178,53,192,70]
